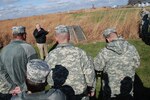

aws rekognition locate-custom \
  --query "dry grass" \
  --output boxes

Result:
[0,7,149,46]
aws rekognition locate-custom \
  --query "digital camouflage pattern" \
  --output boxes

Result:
[26,59,50,84]
[55,25,68,34]
[94,37,140,97]
[0,57,11,93]
[140,8,150,18]
[12,26,26,35]
[0,76,10,93]
[103,28,116,38]
[45,43,95,95]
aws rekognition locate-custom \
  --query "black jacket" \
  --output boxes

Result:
[11,89,66,100]
[33,28,48,43]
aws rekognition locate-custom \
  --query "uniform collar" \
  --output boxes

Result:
[56,43,72,48]
[11,39,25,43]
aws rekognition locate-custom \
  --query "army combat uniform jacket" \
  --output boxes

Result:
[45,43,95,95]
[94,37,140,98]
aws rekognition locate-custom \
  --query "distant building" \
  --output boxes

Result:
[128,0,149,5]
[137,1,150,7]
[145,2,150,6]
[112,5,119,8]
[128,0,150,7]
[138,2,150,7]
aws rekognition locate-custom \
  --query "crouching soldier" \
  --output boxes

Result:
[11,59,66,100]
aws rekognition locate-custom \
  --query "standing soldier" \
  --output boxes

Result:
[0,26,38,94]
[33,24,49,59]
[45,25,95,100]
[94,28,140,100]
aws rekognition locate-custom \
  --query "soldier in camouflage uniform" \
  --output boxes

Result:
[11,59,66,100]
[45,25,95,100]
[94,28,140,100]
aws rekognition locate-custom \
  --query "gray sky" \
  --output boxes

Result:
[0,0,128,20]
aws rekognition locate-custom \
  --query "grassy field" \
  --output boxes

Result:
[0,7,150,46]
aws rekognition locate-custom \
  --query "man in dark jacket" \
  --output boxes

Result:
[33,24,48,59]
[11,59,66,100]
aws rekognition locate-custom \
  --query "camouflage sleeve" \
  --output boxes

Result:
[131,46,140,69]
[80,51,95,88]
[47,71,54,86]
[45,52,56,86]
[0,76,11,93]
[0,56,14,93]
[87,56,96,92]
[94,49,106,71]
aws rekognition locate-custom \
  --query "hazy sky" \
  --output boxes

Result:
[0,0,128,20]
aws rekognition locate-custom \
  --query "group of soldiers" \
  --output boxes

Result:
[0,24,140,100]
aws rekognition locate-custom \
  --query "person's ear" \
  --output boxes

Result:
[105,38,108,43]
[67,34,70,41]
[106,38,110,43]
[23,34,26,40]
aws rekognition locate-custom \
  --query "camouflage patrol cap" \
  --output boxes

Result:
[27,59,50,83]
[103,28,117,38]
[12,26,26,35]
[55,25,69,34]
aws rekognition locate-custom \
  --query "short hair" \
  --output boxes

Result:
[12,33,26,39]
[26,79,47,93]
[55,25,69,34]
